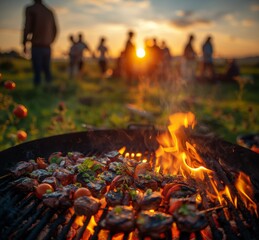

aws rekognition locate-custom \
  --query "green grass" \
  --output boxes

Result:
[0,57,258,151]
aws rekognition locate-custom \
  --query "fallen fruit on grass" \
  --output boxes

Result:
[4,80,16,90]
[13,104,28,118]
[17,130,27,141]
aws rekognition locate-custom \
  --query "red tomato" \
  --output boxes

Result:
[36,157,48,169]
[74,187,92,199]
[4,80,16,90]
[35,183,54,199]
[13,105,28,118]
[251,145,259,154]
[17,130,27,141]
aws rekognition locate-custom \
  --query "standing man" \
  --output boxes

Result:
[201,36,214,80]
[76,33,91,79]
[182,34,197,82]
[22,0,58,87]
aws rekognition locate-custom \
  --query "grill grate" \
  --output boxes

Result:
[0,130,259,240]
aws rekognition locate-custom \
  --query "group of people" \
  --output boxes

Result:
[22,0,240,87]
[113,31,172,83]
[181,34,214,82]
[67,34,109,79]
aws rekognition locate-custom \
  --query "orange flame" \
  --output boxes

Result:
[75,215,85,227]
[156,112,211,179]
[118,146,126,155]
[235,172,258,216]
[87,215,97,235]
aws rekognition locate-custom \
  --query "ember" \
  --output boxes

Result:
[0,112,258,239]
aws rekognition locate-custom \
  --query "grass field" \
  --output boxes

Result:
[0,56,258,151]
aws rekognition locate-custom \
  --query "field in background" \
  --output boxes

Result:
[0,57,258,151]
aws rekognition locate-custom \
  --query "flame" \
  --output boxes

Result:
[207,178,236,207]
[87,215,97,235]
[156,112,211,179]
[75,215,85,227]
[118,146,126,155]
[155,112,258,217]
[235,172,258,216]
[69,207,75,215]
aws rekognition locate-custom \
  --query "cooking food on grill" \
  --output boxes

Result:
[139,189,162,210]
[162,182,196,201]
[12,176,38,191]
[100,205,135,232]
[136,210,173,238]
[30,169,52,182]
[172,200,208,232]
[42,176,58,189]
[10,160,37,177]
[35,183,54,198]
[73,187,92,199]
[105,189,124,206]
[74,195,100,216]
[5,145,257,240]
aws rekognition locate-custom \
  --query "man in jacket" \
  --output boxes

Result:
[22,0,58,87]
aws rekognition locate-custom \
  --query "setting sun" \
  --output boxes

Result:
[136,48,145,58]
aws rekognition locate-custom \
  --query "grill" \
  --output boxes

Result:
[0,128,258,240]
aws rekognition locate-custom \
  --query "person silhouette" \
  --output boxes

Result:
[123,30,136,83]
[160,40,172,79]
[76,33,91,78]
[22,0,58,87]
[201,36,214,80]
[96,37,109,76]
[68,34,78,79]
[182,34,197,82]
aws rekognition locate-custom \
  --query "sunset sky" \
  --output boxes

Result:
[0,0,259,58]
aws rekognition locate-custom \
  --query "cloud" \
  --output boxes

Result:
[223,13,238,26]
[53,6,69,15]
[170,18,212,28]
[175,10,194,17]
[75,0,149,11]
[241,19,255,27]
[250,4,259,12]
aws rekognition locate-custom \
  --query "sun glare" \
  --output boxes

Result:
[136,48,145,58]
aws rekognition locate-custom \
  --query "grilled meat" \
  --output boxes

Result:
[101,206,135,232]
[172,201,208,232]
[105,190,124,206]
[10,160,37,177]
[12,177,38,191]
[74,196,100,216]
[99,170,117,184]
[42,176,58,189]
[86,179,107,198]
[163,183,196,201]
[140,190,162,211]
[136,210,173,238]
[30,169,52,182]
[53,168,74,186]
[42,185,77,208]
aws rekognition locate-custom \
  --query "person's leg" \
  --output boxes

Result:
[31,47,42,87]
[42,47,52,83]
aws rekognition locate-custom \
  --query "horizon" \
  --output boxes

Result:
[0,0,259,59]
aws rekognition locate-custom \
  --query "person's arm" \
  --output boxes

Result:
[22,7,32,54]
[52,12,58,42]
